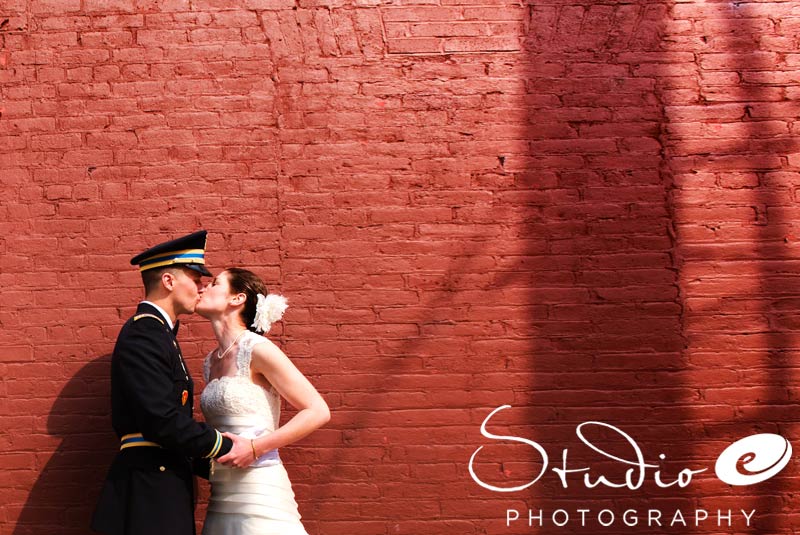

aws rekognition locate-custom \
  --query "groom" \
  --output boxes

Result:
[92,230,248,535]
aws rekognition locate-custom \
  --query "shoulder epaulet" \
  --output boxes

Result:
[133,313,165,325]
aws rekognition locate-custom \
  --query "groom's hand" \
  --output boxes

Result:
[217,432,255,468]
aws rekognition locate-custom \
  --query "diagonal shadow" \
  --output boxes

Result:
[278,3,695,535]
[495,2,697,533]
[275,184,536,535]
[665,2,800,533]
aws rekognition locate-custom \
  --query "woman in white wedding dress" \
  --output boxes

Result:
[196,267,330,535]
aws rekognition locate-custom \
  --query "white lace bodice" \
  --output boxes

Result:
[200,330,280,433]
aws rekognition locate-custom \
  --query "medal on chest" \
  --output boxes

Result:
[173,339,190,405]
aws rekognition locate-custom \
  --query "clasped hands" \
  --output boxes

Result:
[216,432,257,469]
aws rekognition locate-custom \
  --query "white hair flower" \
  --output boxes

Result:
[252,293,288,333]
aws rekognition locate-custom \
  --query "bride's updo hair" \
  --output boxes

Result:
[225,267,268,332]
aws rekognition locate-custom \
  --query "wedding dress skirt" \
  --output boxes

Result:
[204,466,308,534]
[201,333,309,535]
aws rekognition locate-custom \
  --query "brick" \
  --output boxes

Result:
[189,28,243,43]
[381,6,464,22]
[93,13,143,28]
[83,0,135,12]
[79,30,134,47]
[29,133,82,150]
[58,48,111,64]
[0,346,34,363]
[136,29,187,45]
[243,0,295,7]
[463,6,525,21]
[443,36,520,53]
[30,0,81,13]
[409,22,488,37]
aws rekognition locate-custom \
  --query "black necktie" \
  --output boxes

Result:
[172,320,180,335]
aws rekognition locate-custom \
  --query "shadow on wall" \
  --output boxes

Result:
[514,4,697,534]
[12,356,116,535]
[686,5,800,533]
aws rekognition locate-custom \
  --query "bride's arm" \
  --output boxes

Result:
[234,339,330,463]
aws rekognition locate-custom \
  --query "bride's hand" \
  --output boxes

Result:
[217,432,256,468]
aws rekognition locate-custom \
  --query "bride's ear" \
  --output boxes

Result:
[230,292,246,306]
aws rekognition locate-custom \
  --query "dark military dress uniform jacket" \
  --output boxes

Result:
[92,302,232,535]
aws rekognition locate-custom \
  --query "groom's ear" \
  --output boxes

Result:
[161,270,177,291]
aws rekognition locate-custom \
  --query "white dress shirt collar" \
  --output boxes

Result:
[140,301,174,330]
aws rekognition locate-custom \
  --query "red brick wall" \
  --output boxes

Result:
[2,1,799,534]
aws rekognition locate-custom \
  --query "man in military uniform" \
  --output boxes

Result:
[92,230,248,535]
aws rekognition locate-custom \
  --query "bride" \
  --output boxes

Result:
[196,267,330,535]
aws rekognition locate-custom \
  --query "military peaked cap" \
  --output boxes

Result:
[130,230,212,276]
